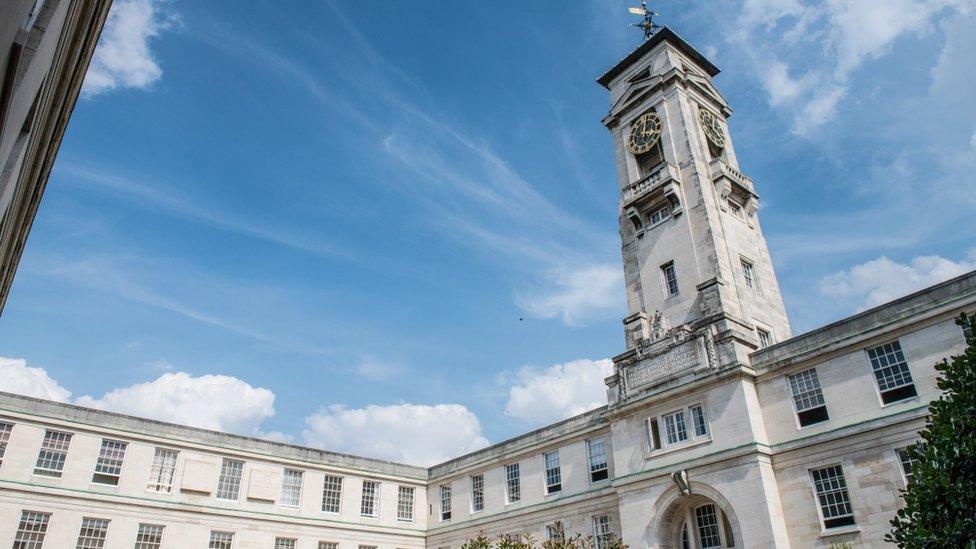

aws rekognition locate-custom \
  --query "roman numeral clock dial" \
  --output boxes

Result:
[627,112,662,154]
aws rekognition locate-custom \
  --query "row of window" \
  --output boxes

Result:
[647,403,710,453]
[810,448,916,531]
[0,425,417,521]
[11,510,373,549]
[785,339,918,428]
[438,438,609,521]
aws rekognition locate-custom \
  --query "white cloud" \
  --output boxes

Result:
[504,358,613,426]
[75,372,276,435]
[355,357,404,381]
[0,357,72,402]
[761,60,809,107]
[83,0,175,96]
[302,403,489,466]
[516,264,623,326]
[818,250,976,310]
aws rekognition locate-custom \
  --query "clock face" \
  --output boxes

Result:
[697,108,726,148]
[627,112,663,155]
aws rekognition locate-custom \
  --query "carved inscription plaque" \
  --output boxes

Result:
[625,339,700,391]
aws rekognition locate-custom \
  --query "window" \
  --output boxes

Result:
[34,430,72,477]
[75,517,110,549]
[546,523,565,542]
[359,545,378,549]
[690,405,708,437]
[662,410,688,444]
[897,447,919,483]
[280,468,303,508]
[319,542,338,549]
[92,439,127,485]
[208,531,234,549]
[587,438,609,482]
[439,484,452,520]
[505,463,521,503]
[694,505,722,548]
[868,341,917,404]
[0,421,12,466]
[397,485,415,521]
[810,465,855,529]
[592,514,613,549]
[321,474,343,513]
[134,524,164,549]
[360,480,379,517]
[757,328,771,349]
[13,511,51,548]
[728,199,743,219]
[741,259,755,289]
[662,262,679,296]
[649,203,671,225]
[147,448,178,493]
[275,539,296,549]
[216,458,244,500]
[788,369,829,426]
[470,474,485,512]
[544,451,562,494]
[648,418,662,450]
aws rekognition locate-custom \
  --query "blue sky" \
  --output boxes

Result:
[0,0,974,465]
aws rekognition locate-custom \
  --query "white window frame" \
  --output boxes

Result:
[318,542,339,549]
[14,511,51,547]
[867,340,917,405]
[647,403,710,453]
[740,258,756,290]
[648,203,671,227]
[662,410,688,445]
[134,523,164,549]
[147,447,178,493]
[439,484,452,521]
[809,464,856,530]
[215,458,245,501]
[543,451,561,494]
[896,446,919,486]
[321,474,343,513]
[757,327,771,349]
[661,262,679,297]
[360,479,380,517]
[592,514,614,549]
[727,198,744,219]
[92,439,127,486]
[470,474,485,512]
[275,537,297,549]
[76,517,110,548]
[34,429,72,477]
[787,368,829,428]
[0,421,13,466]
[586,438,609,483]
[397,485,415,522]
[209,530,234,549]
[280,468,304,508]
[505,463,521,504]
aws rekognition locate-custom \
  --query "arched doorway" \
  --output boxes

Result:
[652,483,740,548]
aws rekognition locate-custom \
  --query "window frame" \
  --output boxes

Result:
[0,421,13,467]
[146,447,178,493]
[397,485,415,522]
[896,446,919,486]
[756,327,772,349]
[809,464,856,530]
[439,484,452,521]
[586,437,609,483]
[787,368,829,428]
[321,474,343,514]
[75,516,110,548]
[360,479,380,518]
[648,203,672,227]
[647,403,711,453]
[280,468,304,508]
[592,514,614,549]
[275,537,297,549]
[740,258,756,290]
[134,523,164,549]
[505,462,521,504]
[33,429,72,478]
[92,438,127,486]
[866,340,917,405]
[215,458,245,501]
[661,261,679,297]
[14,510,51,547]
[543,451,562,495]
[208,531,235,549]
[470,473,485,512]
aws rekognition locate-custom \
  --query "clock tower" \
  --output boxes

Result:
[598,28,791,404]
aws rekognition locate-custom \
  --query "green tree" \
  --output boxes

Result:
[887,313,976,548]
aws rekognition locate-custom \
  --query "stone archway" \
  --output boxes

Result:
[650,482,741,548]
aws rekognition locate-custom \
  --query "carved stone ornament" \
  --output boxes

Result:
[650,310,670,341]
[618,327,718,398]
[671,470,692,496]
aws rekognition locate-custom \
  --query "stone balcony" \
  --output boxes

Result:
[621,162,681,208]
[710,158,758,217]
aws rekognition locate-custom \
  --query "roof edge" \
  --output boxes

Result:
[597,27,720,89]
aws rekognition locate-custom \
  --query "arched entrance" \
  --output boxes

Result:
[651,482,740,548]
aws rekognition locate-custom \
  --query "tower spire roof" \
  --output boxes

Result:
[596,27,719,89]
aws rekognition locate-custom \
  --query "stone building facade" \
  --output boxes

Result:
[1,26,974,549]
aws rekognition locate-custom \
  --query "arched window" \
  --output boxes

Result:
[676,503,735,548]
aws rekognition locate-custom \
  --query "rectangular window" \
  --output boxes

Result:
[547,524,564,542]
[592,514,613,549]
[662,262,679,296]
[649,203,671,225]
[741,259,755,289]
[275,538,296,549]
[215,458,244,500]
[34,430,72,477]
[662,410,688,444]
[897,447,918,483]
[439,484,452,520]
[397,485,415,521]
[92,439,127,485]
[788,368,829,426]
[648,418,662,450]
[587,438,609,482]
[134,524,164,549]
[280,468,303,508]
[544,451,562,494]
[360,480,379,517]
[359,546,378,549]
[810,465,856,529]
[757,328,771,349]
[690,404,708,437]
[75,517,110,549]
[319,542,338,549]
[321,474,343,513]
[147,448,178,493]
[208,531,234,549]
[868,341,917,404]
[505,463,521,503]
[470,474,485,512]
[728,199,743,218]
[14,511,51,548]
[694,504,722,548]
[0,421,12,466]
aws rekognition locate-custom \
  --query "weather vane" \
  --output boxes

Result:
[629,1,662,40]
